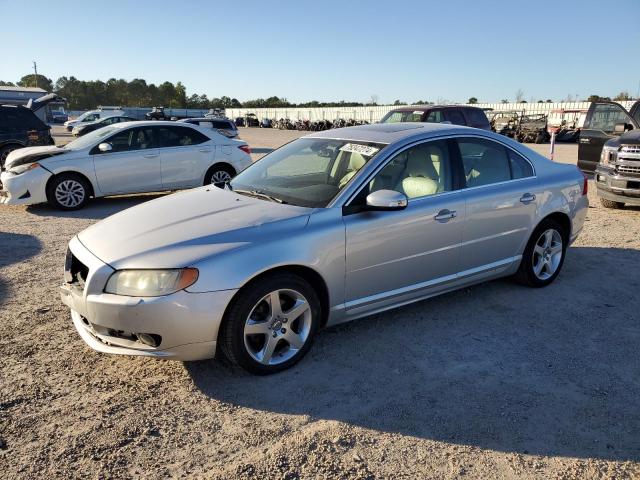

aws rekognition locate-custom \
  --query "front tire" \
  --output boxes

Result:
[46,173,90,210]
[219,273,321,375]
[515,218,567,287]
[600,198,624,209]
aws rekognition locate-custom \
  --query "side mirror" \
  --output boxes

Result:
[366,189,408,211]
[614,122,633,134]
[98,143,112,153]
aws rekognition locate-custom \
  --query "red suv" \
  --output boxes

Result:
[380,105,491,130]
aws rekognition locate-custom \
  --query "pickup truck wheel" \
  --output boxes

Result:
[515,218,567,288]
[219,273,321,375]
[46,173,90,210]
[600,198,624,209]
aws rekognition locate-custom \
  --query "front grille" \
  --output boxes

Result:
[617,165,640,176]
[64,248,89,289]
[620,145,640,155]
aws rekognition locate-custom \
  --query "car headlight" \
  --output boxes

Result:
[9,162,40,175]
[104,268,199,297]
[600,146,616,165]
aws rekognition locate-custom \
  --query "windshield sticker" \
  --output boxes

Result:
[339,143,380,156]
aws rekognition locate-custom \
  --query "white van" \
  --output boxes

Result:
[64,107,125,131]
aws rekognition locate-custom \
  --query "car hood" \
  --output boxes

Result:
[77,187,312,269]
[605,130,640,148]
[5,145,66,169]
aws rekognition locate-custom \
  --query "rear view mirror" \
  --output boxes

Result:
[366,189,408,211]
[614,122,633,134]
[98,143,113,153]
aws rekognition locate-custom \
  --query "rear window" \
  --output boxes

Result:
[463,108,490,128]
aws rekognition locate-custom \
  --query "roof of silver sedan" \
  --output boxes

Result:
[306,122,475,143]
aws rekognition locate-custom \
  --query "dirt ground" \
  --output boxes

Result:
[1,127,639,479]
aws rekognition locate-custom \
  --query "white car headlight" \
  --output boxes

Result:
[104,268,199,297]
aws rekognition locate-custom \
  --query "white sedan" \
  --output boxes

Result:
[0,121,252,210]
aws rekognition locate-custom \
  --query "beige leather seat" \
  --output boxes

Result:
[396,148,439,198]
[338,152,367,188]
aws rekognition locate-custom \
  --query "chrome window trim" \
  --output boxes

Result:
[334,132,537,208]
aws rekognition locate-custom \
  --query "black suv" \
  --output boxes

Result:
[578,100,640,172]
[379,105,491,130]
[0,94,59,168]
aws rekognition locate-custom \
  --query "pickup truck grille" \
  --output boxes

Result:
[617,165,640,176]
[620,145,640,155]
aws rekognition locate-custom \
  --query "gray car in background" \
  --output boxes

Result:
[61,123,588,374]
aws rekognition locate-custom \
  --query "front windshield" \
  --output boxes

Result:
[230,138,386,208]
[63,125,119,150]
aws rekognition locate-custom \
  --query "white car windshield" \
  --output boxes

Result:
[230,138,385,208]
[63,126,119,150]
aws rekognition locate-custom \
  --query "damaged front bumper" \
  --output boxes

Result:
[0,167,51,206]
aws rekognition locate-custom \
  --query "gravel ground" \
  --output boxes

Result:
[1,128,639,479]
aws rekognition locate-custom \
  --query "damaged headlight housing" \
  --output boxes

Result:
[104,268,199,297]
[9,162,40,175]
[600,145,616,165]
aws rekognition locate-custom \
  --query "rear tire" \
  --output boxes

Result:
[204,164,235,187]
[46,173,90,210]
[514,218,567,288]
[600,198,624,209]
[219,273,321,375]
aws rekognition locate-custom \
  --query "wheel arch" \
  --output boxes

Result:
[219,264,331,335]
[203,162,236,185]
[536,211,571,243]
[45,170,96,198]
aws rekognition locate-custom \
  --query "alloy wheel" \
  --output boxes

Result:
[55,179,85,208]
[210,170,232,184]
[532,228,563,280]
[243,289,312,366]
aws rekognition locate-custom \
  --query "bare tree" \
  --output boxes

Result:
[369,94,379,106]
[515,89,525,103]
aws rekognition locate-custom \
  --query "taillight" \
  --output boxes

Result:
[238,145,251,155]
[582,172,588,195]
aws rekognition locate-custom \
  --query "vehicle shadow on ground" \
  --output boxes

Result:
[25,194,167,221]
[186,246,640,462]
[0,232,42,305]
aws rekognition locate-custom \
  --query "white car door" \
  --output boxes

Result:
[92,126,162,195]
[157,125,214,189]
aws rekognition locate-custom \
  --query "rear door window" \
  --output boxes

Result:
[158,126,209,148]
[445,109,466,126]
[456,137,512,187]
[587,104,634,133]
[17,109,45,129]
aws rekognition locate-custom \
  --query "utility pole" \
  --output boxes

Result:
[32,61,38,88]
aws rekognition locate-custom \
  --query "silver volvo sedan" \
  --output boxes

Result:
[60,123,589,374]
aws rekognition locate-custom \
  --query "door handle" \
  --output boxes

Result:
[434,209,457,222]
[520,193,536,204]
[199,148,212,153]
[143,153,158,158]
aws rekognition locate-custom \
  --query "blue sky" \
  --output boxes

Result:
[1,0,639,104]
